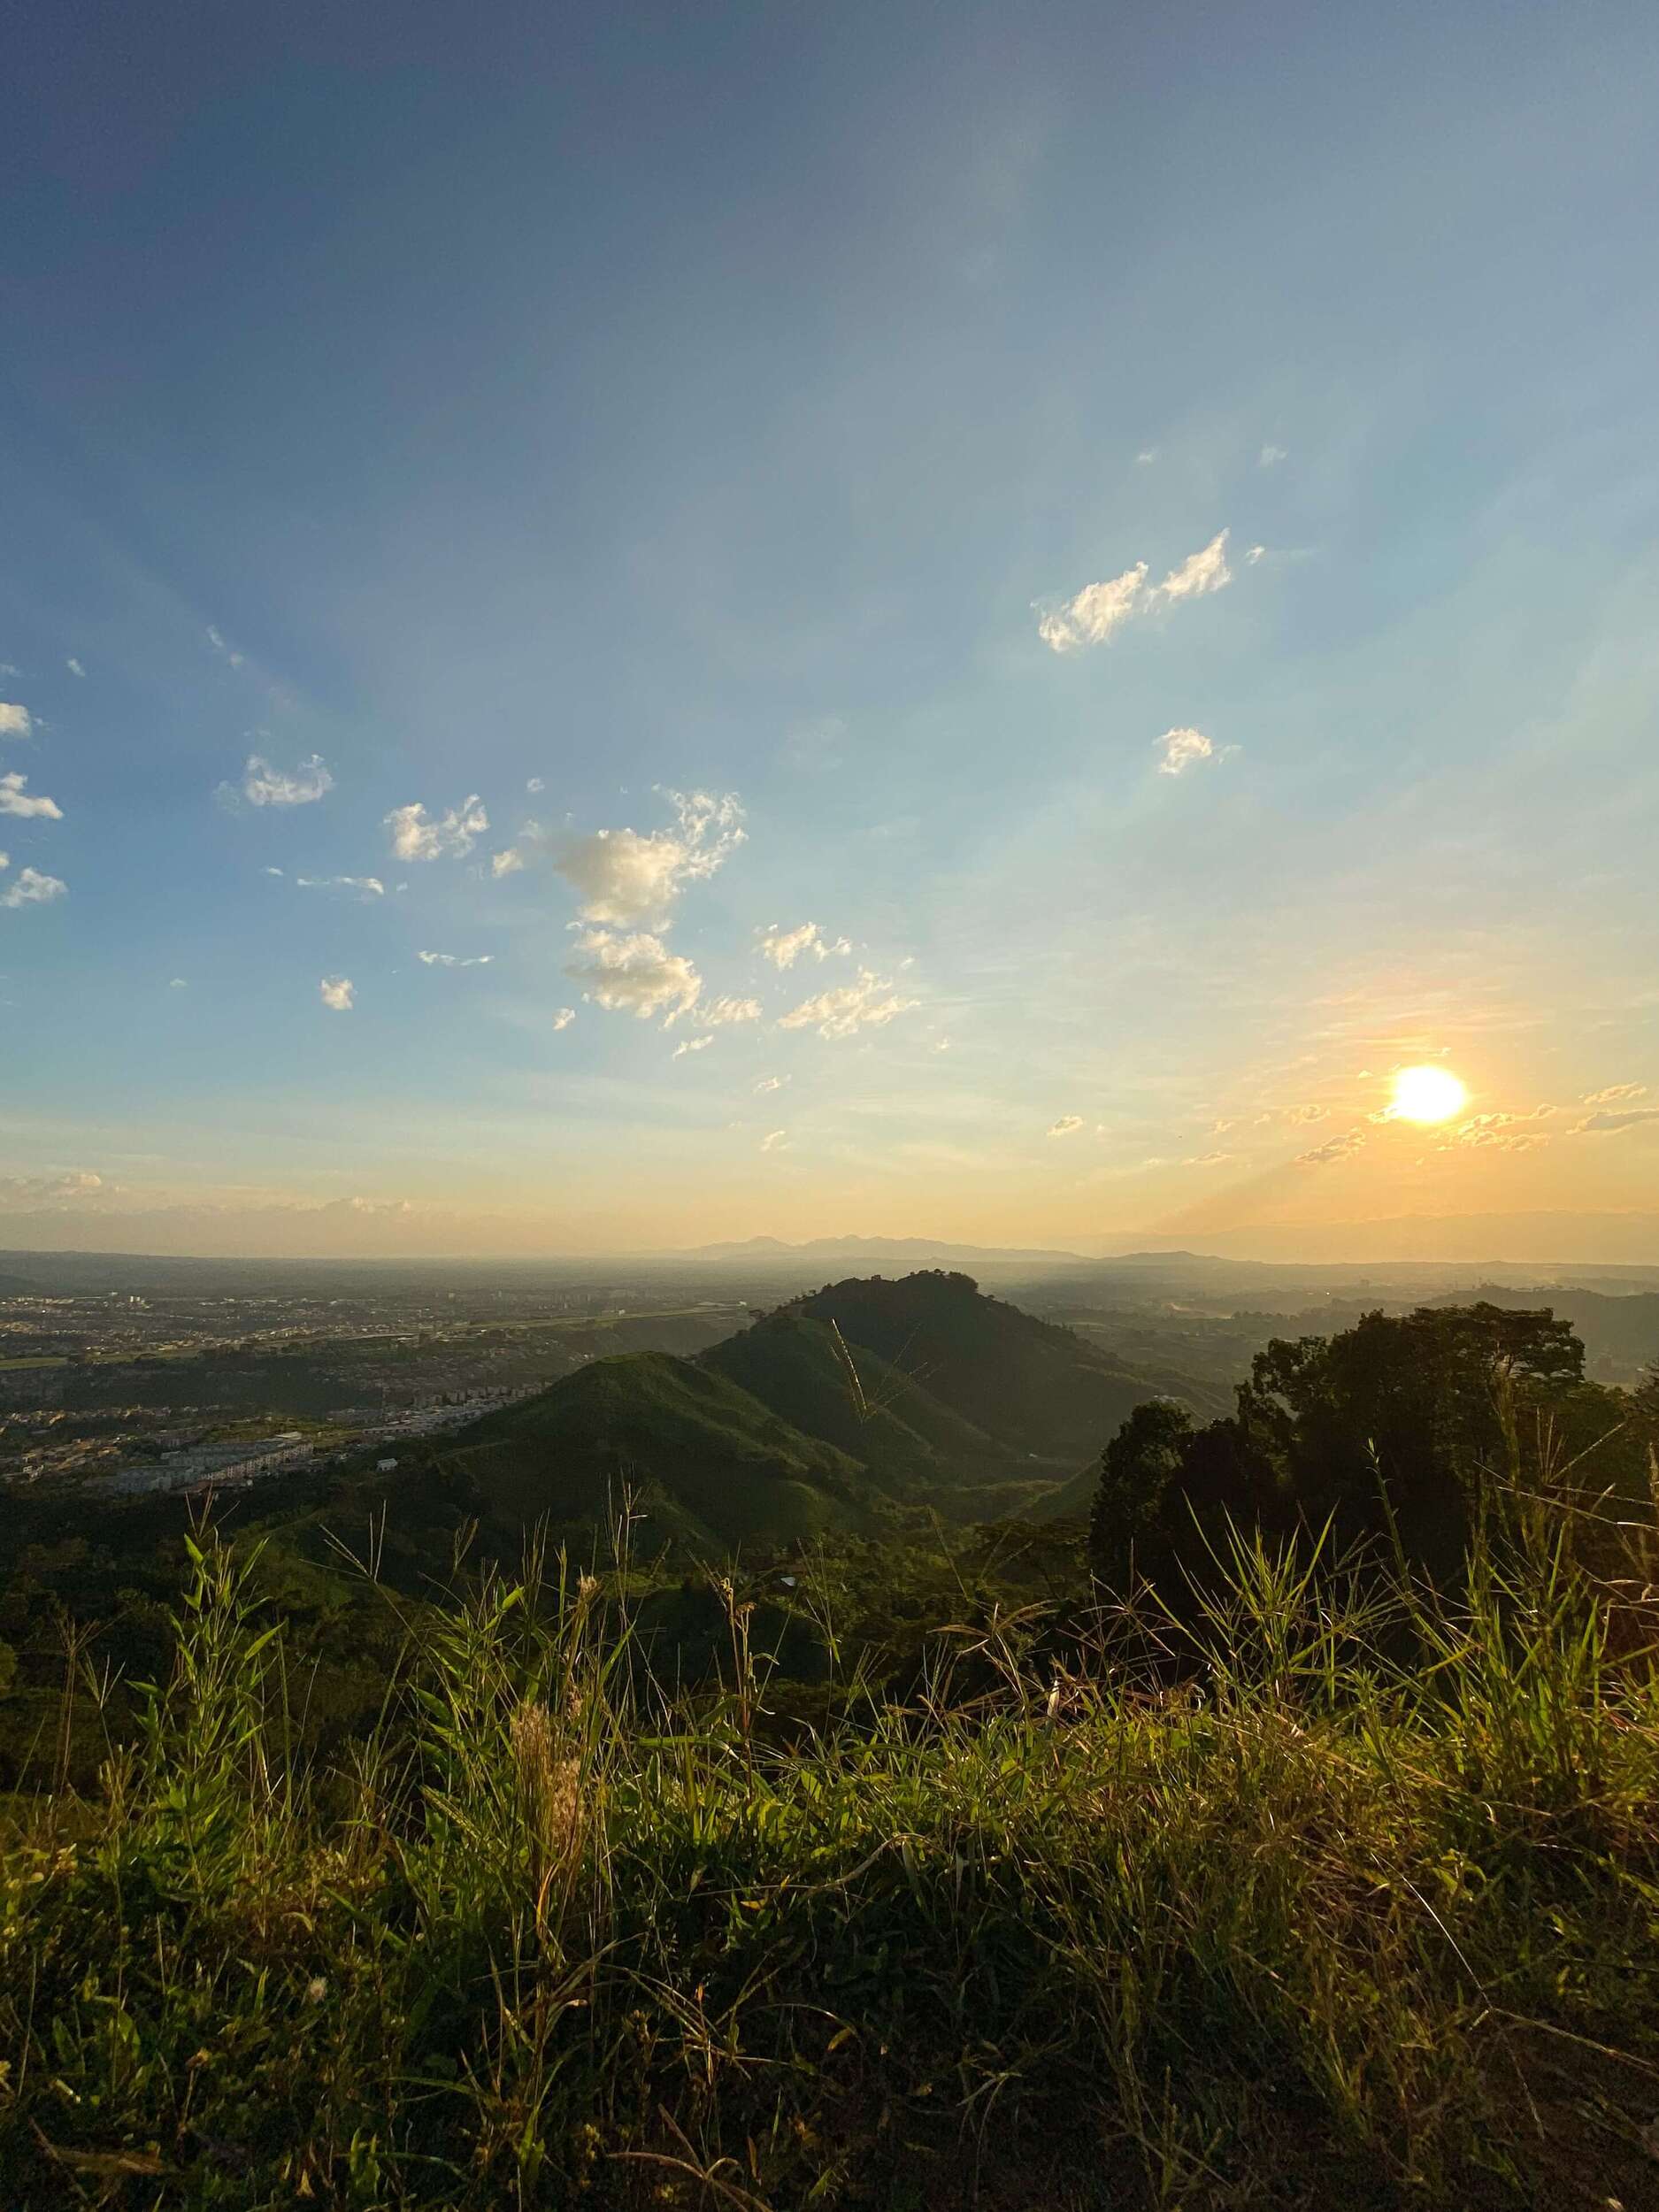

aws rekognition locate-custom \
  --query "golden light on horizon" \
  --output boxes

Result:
[1389,1064,1468,1125]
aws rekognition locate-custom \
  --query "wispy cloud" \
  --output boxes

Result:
[549,789,745,924]
[754,1074,787,1094]
[1156,531,1233,603]
[759,1128,789,1152]
[418,949,492,968]
[242,753,333,808]
[701,995,762,1025]
[565,927,702,1023]
[0,1170,106,1209]
[0,862,66,909]
[757,920,851,970]
[1259,443,1287,467]
[526,776,545,794]
[386,795,488,861]
[205,625,244,668]
[672,1034,714,1059]
[0,772,63,820]
[1583,1082,1647,1105]
[296,874,384,899]
[777,967,918,1040]
[1297,1127,1365,1166]
[1568,1106,1659,1135]
[65,657,86,679]
[0,703,32,740]
[1047,1114,1085,1137]
[1154,727,1235,778]
[1038,531,1233,651]
[490,847,525,879]
[319,976,355,1011]
[551,1006,575,1033]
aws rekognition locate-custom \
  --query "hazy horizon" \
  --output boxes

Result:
[4,4,1656,1262]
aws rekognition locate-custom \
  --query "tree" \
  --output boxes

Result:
[1088,1400,1193,1591]
[1090,1305,1594,1599]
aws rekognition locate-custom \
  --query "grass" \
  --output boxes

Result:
[2,1483,1658,2209]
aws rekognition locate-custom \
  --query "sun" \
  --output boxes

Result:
[1389,1064,1468,1125]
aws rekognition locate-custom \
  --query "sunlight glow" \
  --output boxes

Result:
[1389,1064,1468,1125]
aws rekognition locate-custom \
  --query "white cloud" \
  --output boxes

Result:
[672,1034,714,1059]
[757,920,851,970]
[551,1007,576,1033]
[418,949,492,968]
[754,1074,787,1094]
[491,847,526,879]
[1154,728,1225,778]
[550,789,744,924]
[1155,530,1233,603]
[1568,1107,1659,1136]
[777,967,918,1040]
[296,874,384,898]
[0,772,63,819]
[1259,444,1287,467]
[1038,531,1233,651]
[565,926,702,1023]
[319,975,355,1011]
[1282,1103,1327,1126]
[1037,562,1149,652]
[264,865,285,878]
[759,1129,789,1152]
[526,776,545,794]
[206,625,244,668]
[701,994,763,1025]
[242,753,333,808]
[1246,544,1267,565]
[385,794,488,861]
[1583,1083,1647,1105]
[1184,1151,1234,1166]
[1297,1128,1365,1166]
[1047,1115,1085,1137]
[66,658,86,679]
[169,977,188,988]
[1134,447,1159,465]
[0,703,32,739]
[1,864,66,910]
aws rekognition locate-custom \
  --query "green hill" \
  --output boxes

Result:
[423,1272,1203,1549]
[445,1348,888,1551]
[778,1270,1171,1463]
[701,1309,1002,1492]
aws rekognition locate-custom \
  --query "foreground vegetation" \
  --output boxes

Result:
[4,1441,1659,2210]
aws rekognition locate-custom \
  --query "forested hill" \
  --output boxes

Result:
[439,1270,1197,1547]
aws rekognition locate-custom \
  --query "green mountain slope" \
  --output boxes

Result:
[780,1271,1168,1463]
[700,1310,1002,1492]
[445,1349,887,1550]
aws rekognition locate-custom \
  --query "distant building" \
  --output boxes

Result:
[376,1456,398,1472]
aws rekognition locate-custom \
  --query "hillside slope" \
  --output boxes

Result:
[446,1348,887,1550]
[780,1271,1170,1463]
[701,1309,1003,1492]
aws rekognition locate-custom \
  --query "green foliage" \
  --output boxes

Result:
[3,1474,1658,2210]
[1089,1302,1655,1598]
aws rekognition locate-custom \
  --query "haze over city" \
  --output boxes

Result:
[4,3,1657,1262]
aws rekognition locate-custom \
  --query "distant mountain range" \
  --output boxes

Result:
[680,1235,1089,1265]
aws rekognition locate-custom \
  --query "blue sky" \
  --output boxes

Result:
[4,1,1658,1256]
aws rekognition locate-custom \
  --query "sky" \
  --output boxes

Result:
[3,0,1658,1261]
